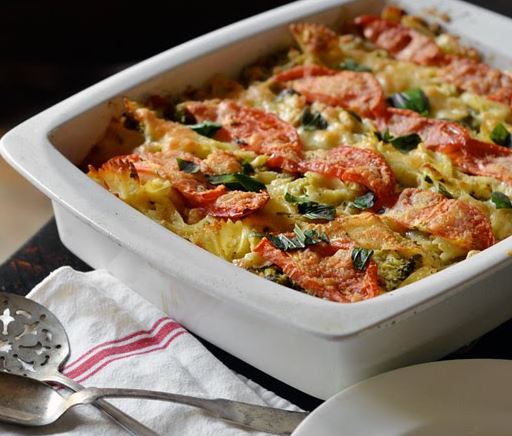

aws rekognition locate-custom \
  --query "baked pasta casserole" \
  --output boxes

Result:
[87,6,512,303]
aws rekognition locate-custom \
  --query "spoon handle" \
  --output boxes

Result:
[44,372,159,436]
[69,387,308,435]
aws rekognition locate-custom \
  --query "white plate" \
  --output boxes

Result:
[292,359,512,436]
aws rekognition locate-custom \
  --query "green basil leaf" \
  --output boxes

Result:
[284,191,309,204]
[176,158,200,174]
[490,123,512,147]
[267,225,329,251]
[491,191,512,209]
[305,229,330,244]
[353,192,376,209]
[267,233,305,250]
[389,133,422,153]
[300,107,328,131]
[438,183,453,199]
[284,192,304,203]
[456,113,480,132]
[241,160,255,175]
[351,247,374,271]
[339,59,372,72]
[207,173,266,192]
[189,121,222,137]
[297,201,336,221]
[285,191,335,220]
[347,110,362,123]
[389,88,430,116]
[382,130,394,143]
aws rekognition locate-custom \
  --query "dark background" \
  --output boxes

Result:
[1,0,511,131]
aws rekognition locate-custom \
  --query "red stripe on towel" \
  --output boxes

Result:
[64,320,183,380]
[75,330,187,383]
[64,317,171,370]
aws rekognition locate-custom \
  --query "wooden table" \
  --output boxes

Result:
[1,218,512,412]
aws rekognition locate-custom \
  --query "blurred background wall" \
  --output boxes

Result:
[0,0,511,261]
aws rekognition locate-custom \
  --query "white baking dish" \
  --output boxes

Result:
[2,0,512,399]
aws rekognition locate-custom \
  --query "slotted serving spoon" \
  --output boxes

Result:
[0,292,158,435]
[0,292,307,435]
[0,372,307,434]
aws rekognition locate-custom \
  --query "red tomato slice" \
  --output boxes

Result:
[489,87,512,108]
[380,108,512,185]
[460,139,512,185]
[185,100,303,172]
[271,65,337,83]
[98,154,160,184]
[386,188,495,251]
[442,57,512,104]
[355,15,446,66]
[300,146,397,208]
[205,191,270,219]
[254,237,381,303]
[290,71,387,118]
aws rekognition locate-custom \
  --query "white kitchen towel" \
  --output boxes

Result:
[0,266,301,435]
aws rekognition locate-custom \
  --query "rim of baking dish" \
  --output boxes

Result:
[2,0,512,339]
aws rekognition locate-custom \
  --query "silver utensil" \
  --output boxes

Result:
[0,372,307,434]
[0,291,157,435]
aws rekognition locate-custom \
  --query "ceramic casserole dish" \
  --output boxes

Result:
[2,0,512,399]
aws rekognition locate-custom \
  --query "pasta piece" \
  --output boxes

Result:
[289,22,343,65]
[124,99,235,157]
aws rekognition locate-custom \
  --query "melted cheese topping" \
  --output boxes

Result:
[87,12,512,303]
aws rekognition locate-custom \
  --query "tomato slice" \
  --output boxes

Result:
[355,15,446,66]
[290,71,387,118]
[489,87,512,108]
[300,146,397,208]
[442,57,512,104]
[381,108,512,185]
[184,100,303,172]
[205,191,269,219]
[254,237,381,303]
[97,154,158,183]
[271,64,336,83]
[385,188,495,251]
[460,139,512,185]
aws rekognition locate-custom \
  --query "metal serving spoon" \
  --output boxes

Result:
[0,292,157,435]
[0,372,307,434]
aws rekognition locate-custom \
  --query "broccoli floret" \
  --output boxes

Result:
[253,266,304,292]
[373,252,419,291]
